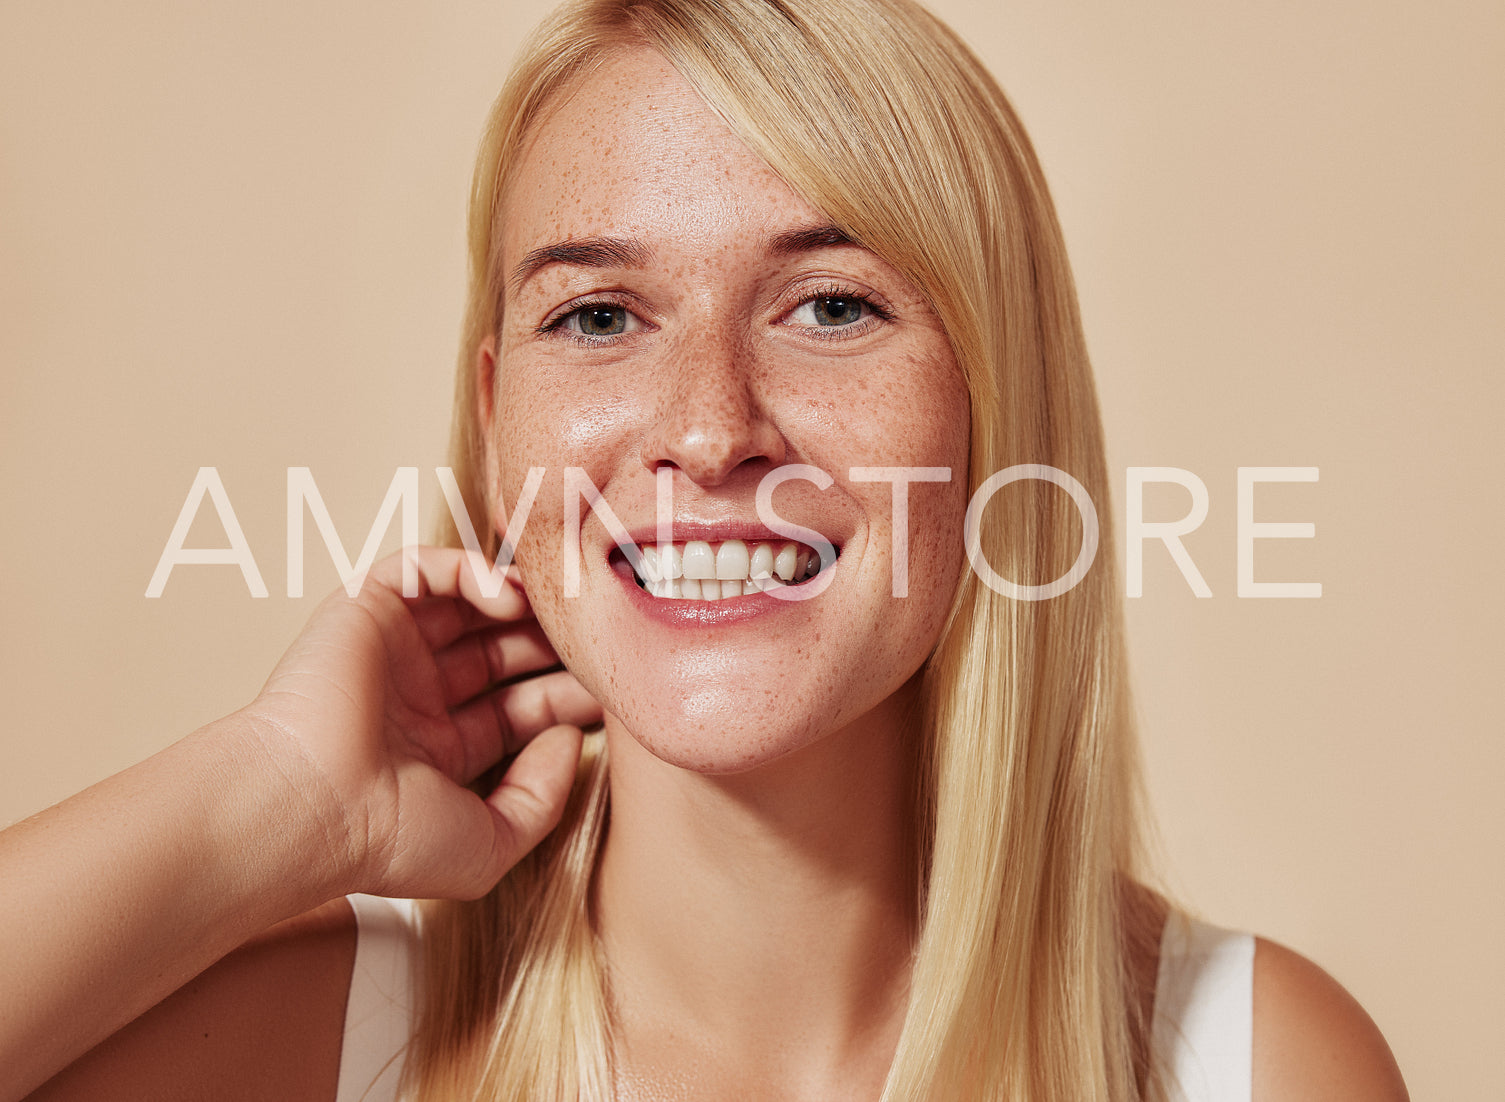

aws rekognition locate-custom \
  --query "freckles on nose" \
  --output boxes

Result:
[640,356,787,482]
[671,423,747,475]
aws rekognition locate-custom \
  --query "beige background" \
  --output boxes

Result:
[2,0,1499,1096]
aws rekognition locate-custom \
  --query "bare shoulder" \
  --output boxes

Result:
[27,898,356,1102]
[1252,937,1409,1102]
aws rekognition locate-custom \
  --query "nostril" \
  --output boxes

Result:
[638,385,788,485]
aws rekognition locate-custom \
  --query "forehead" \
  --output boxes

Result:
[504,48,823,267]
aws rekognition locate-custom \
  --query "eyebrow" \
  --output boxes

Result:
[767,223,857,256]
[510,236,654,293]
[508,222,860,292]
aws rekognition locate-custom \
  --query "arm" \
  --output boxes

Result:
[1,720,352,1101]
[24,900,356,1102]
[1252,937,1409,1101]
[0,548,601,1102]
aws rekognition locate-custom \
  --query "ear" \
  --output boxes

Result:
[476,332,502,514]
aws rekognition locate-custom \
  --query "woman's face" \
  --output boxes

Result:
[483,48,970,773]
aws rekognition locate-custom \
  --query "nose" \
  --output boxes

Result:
[638,332,787,486]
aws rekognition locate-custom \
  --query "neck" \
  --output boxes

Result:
[595,683,922,1094]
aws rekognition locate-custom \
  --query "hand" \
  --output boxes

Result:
[236,546,602,901]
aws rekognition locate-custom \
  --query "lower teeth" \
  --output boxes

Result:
[632,559,827,599]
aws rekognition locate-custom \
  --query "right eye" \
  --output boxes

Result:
[541,301,644,341]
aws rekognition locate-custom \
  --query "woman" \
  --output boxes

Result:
[1,1,1407,1099]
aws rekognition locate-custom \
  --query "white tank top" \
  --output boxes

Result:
[336,896,1254,1102]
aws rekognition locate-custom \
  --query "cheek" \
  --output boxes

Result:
[815,347,970,473]
[852,350,970,626]
[890,353,971,470]
[490,374,569,619]
[489,368,644,672]
[493,358,642,486]
[912,480,970,618]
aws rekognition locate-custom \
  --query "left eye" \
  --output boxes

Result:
[789,296,873,328]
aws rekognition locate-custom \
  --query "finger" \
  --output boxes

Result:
[480,723,585,883]
[365,546,531,623]
[367,726,579,900]
[433,621,562,708]
[407,595,501,652]
[448,669,603,782]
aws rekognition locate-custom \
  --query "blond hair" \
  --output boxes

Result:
[416,1,1156,1097]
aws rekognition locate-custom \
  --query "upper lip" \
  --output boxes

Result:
[614,521,845,551]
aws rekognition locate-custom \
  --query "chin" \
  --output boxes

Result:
[597,658,922,778]
[599,687,839,776]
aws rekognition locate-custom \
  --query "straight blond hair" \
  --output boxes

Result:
[415,1,1158,1097]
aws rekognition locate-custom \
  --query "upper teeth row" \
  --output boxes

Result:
[634,540,822,589]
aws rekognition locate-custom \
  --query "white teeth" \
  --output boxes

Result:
[682,540,716,580]
[749,542,774,580]
[658,544,683,579]
[629,538,835,599]
[715,540,750,580]
[774,542,798,581]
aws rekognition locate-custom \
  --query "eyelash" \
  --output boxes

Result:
[789,282,893,340]
[535,296,639,346]
[535,284,892,346]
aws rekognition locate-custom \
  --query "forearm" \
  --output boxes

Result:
[0,716,350,1100]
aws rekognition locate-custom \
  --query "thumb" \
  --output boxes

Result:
[477,723,586,888]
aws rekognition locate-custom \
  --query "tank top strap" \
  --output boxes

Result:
[1151,910,1255,1102]
[337,895,420,1102]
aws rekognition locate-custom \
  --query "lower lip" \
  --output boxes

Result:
[613,565,828,627]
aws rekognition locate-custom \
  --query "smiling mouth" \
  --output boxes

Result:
[614,539,834,600]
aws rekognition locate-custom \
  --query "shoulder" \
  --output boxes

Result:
[27,898,356,1102]
[1251,936,1409,1102]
